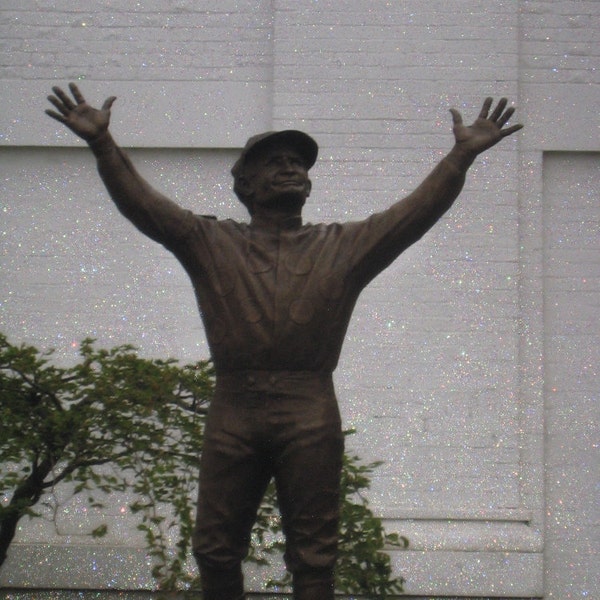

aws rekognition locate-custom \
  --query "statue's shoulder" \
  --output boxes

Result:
[194,214,245,227]
[187,214,246,240]
[208,217,252,238]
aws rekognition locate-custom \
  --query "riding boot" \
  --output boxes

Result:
[293,572,335,600]
[199,563,244,600]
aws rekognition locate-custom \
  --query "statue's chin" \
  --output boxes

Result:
[261,192,306,213]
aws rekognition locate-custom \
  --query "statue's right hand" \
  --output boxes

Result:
[46,83,116,143]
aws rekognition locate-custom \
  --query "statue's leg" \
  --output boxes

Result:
[192,390,272,600]
[271,380,345,600]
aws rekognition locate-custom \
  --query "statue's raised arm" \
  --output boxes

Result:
[45,83,191,245]
[345,97,523,276]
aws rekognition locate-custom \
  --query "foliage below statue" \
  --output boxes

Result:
[0,332,407,596]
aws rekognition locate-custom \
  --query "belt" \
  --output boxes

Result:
[215,369,333,393]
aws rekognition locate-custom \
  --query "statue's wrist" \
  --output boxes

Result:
[87,130,114,155]
[445,144,476,172]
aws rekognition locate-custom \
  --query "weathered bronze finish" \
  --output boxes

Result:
[46,84,522,600]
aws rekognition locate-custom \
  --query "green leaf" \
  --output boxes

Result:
[91,524,108,538]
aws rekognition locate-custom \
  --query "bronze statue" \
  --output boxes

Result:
[46,83,522,600]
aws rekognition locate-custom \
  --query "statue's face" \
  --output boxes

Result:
[243,144,312,213]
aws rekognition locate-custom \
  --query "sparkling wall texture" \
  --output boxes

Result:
[1,1,599,598]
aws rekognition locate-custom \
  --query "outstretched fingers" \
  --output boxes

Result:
[481,97,523,135]
[489,97,508,122]
[51,86,75,111]
[496,106,515,128]
[68,82,87,105]
[45,89,74,122]
[46,83,90,118]
[478,97,493,119]
[46,85,78,121]
[500,123,524,138]
[44,108,66,123]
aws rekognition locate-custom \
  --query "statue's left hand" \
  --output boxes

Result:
[46,82,116,143]
[450,97,523,157]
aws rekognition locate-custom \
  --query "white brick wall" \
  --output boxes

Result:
[521,0,599,85]
[1,1,598,597]
[542,152,599,599]
[0,1,273,82]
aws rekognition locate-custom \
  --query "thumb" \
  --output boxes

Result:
[449,108,463,126]
[101,96,117,112]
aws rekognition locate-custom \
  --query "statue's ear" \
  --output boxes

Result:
[236,174,255,200]
[306,178,312,198]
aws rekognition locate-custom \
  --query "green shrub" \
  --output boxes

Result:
[0,333,406,596]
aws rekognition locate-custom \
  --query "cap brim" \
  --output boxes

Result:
[244,130,318,170]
